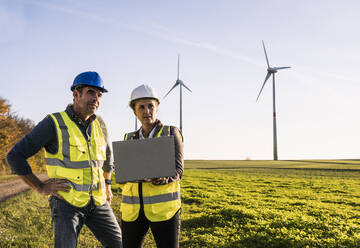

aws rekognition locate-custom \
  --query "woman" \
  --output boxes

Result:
[120,84,184,248]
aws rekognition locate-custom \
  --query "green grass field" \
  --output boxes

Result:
[185,159,360,170]
[1,160,360,247]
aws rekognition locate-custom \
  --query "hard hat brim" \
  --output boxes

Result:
[129,97,160,109]
[71,84,108,93]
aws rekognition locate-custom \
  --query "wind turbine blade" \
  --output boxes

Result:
[262,40,270,68]
[163,82,179,99]
[273,66,291,70]
[177,54,180,80]
[256,72,271,102]
[181,82,192,92]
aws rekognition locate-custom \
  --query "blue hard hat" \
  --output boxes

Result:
[71,71,108,92]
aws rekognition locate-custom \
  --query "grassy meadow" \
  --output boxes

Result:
[1,160,360,247]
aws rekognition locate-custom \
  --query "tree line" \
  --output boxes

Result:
[0,97,45,175]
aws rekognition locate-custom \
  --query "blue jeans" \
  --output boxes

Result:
[49,196,122,248]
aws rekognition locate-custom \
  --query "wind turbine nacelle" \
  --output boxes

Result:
[176,79,183,84]
[267,68,277,73]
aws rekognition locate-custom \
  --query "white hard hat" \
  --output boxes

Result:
[129,84,160,109]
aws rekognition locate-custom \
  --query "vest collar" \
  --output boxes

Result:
[135,119,163,139]
[139,127,156,139]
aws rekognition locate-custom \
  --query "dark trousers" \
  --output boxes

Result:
[49,196,122,248]
[121,209,180,248]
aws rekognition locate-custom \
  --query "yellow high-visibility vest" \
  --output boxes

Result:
[121,125,181,222]
[45,111,107,207]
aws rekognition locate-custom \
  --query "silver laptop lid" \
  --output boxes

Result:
[112,136,176,183]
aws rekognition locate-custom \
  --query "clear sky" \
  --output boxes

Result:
[1,0,359,160]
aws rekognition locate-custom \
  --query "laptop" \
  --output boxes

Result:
[112,136,176,183]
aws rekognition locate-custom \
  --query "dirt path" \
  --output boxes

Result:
[0,173,49,203]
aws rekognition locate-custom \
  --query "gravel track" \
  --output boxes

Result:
[0,173,49,203]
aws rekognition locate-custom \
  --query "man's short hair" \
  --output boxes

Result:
[74,85,85,94]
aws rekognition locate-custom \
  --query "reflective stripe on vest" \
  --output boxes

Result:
[45,111,107,207]
[53,112,71,160]
[157,125,169,137]
[58,180,100,191]
[122,191,180,205]
[45,158,91,168]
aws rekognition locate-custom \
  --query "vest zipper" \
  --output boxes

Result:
[86,139,94,196]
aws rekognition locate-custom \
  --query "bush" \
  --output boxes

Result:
[0,97,45,175]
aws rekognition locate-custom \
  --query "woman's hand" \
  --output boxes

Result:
[151,177,168,185]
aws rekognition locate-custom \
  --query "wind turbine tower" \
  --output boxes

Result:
[256,41,291,160]
[164,54,192,133]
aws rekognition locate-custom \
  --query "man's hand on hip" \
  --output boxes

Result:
[39,179,71,200]
[19,174,71,200]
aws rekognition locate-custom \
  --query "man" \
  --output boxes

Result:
[6,71,122,247]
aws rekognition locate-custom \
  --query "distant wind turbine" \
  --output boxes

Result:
[164,54,192,133]
[256,41,291,160]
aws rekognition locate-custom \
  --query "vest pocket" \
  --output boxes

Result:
[55,167,83,184]
[69,143,88,161]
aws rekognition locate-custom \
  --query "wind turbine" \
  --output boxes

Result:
[164,54,192,133]
[256,41,291,160]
